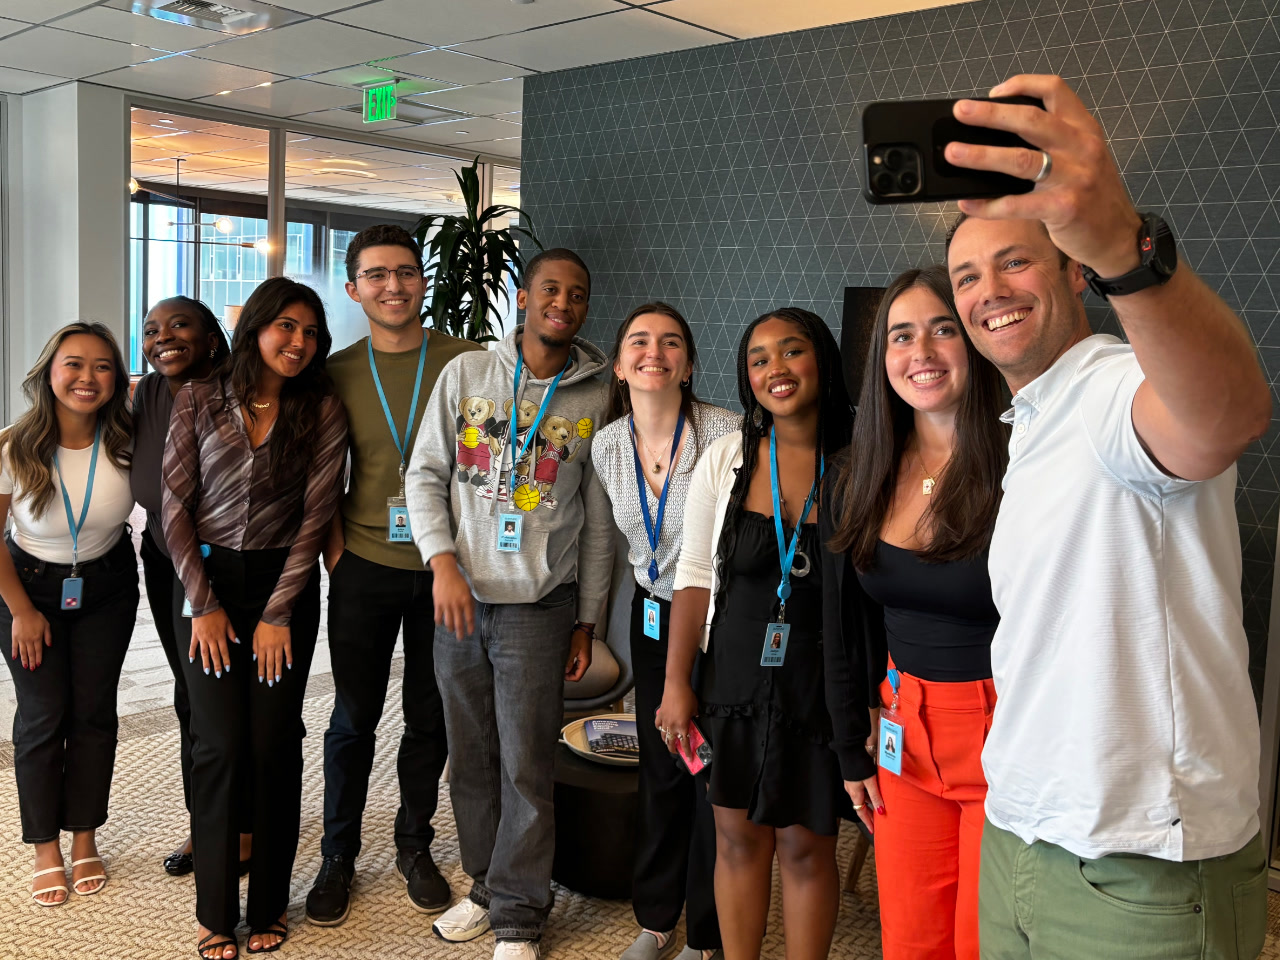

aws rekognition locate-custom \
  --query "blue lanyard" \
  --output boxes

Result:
[630,411,685,590]
[367,335,428,471]
[55,422,102,574]
[510,349,570,469]
[769,427,822,610]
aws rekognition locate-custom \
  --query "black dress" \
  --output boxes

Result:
[698,511,844,835]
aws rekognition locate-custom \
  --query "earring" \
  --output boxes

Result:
[209,349,216,359]
[752,406,764,429]
[680,379,690,387]
[618,377,626,385]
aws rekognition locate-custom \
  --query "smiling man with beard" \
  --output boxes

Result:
[943,75,1271,959]
[405,248,613,960]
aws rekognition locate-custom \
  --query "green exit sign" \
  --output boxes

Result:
[363,83,397,123]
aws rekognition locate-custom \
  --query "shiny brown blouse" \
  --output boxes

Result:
[161,375,348,626]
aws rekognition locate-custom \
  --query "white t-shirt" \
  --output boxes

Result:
[0,440,134,564]
[983,334,1259,862]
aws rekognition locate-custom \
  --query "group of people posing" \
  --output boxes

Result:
[1,75,1271,960]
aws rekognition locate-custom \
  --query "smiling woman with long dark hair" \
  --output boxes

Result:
[655,307,853,960]
[822,265,1006,960]
[162,277,348,960]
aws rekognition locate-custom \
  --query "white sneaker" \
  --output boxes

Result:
[432,898,491,942]
[494,941,539,959]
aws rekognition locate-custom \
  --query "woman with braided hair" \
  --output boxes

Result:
[655,308,853,960]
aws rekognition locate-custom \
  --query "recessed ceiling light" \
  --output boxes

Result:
[216,89,232,95]
[453,130,470,135]
[157,118,174,123]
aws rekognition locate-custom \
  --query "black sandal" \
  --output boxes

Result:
[246,922,288,954]
[197,931,238,959]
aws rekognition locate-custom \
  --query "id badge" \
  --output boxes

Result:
[760,622,790,667]
[387,497,412,542]
[642,596,661,640]
[61,577,84,611]
[879,709,904,776]
[496,512,523,552]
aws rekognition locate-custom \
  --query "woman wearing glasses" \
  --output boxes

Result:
[0,323,137,906]
[164,277,348,959]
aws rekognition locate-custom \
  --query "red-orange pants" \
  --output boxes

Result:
[874,664,996,960]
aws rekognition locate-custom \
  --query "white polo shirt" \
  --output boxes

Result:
[983,334,1259,862]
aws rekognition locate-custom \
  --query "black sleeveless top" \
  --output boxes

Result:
[855,540,998,682]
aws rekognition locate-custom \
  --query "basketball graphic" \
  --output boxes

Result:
[576,417,593,439]
[461,426,481,448]
[512,484,541,512]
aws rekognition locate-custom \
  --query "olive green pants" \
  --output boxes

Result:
[979,820,1267,960]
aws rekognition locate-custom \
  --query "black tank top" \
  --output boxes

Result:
[855,540,998,682]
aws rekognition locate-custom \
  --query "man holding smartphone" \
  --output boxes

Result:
[942,75,1270,958]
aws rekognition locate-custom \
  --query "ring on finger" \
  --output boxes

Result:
[852,802,866,810]
[1033,149,1052,182]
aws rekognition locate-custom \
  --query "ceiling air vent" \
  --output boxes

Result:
[105,0,304,36]
[155,0,254,28]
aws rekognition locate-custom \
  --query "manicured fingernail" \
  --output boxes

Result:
[286,663,292,670]
[252,653,257,661]
[258,675,263,683]
[215,670,221,678]
[877,805,886,815]
[275,674,281,683]
[225,662,230,672]
[267,678,273,688]
[189,656,194,663]
[232,637,240,644]
[204,667,210,675]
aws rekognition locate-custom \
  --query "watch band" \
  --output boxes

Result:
[1082,213,1177,299]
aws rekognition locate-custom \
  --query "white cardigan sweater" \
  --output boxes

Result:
[672,432,744,650]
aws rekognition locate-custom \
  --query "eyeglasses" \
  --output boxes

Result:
[354,266,424,285]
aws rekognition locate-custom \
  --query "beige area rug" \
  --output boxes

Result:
[0,669,886,960]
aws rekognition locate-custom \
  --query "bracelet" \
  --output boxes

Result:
[572,622,595,640]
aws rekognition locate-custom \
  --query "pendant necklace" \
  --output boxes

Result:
[916,449,951,496]
[635,423,676,474]
[251,400,274,410]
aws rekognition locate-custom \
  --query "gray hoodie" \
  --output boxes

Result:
[406,326,614,624]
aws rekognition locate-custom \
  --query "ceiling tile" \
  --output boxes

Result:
[95,55,285,99]
[453,137,521,159]
[655,0,966,39]
[452,7,724,71]
[413,116,521,143]
[377,49,530,86]
[194,78,360,115]
[0,27,160,79]
[293,108,416,133]
[3,0,99,24]
[196,20,424,77]
[201,144,272,163]
[171,155,262,174]
[326,0,627,47]
[287,135,392,156]
[51,6,226,53]
[0,18,29,40]
[259,0,357,13]
[133,131,262,154]
[0,65,65,93]
[307,64,453,98]
[410,78,522,117]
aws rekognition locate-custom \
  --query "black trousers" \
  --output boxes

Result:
[142,526,253,835]
[176,546,320,934]
[321,550,446,860]
[630,591,721,949]
[0,535,138,843]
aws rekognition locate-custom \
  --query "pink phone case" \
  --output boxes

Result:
[676,723,712,776]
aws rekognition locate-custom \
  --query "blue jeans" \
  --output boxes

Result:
[434,581,576,941]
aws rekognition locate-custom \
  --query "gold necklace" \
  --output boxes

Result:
[251,399,274,410]
[633,423,676,474]
[915,449,951,496]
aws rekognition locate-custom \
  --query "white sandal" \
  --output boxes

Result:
[70,857,106,896]
[31,866,68,906]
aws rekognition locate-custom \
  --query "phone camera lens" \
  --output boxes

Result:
[884,148,904,171]
[898,171,919,193]
[873,172,895,195]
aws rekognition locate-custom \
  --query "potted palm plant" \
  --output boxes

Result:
[412,158,542,344]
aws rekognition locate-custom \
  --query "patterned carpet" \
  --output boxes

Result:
[0,671,886,959]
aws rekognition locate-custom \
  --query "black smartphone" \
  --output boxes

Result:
[861,96,1046,204]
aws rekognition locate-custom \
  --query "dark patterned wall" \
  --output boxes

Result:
[521,0,1280,694]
